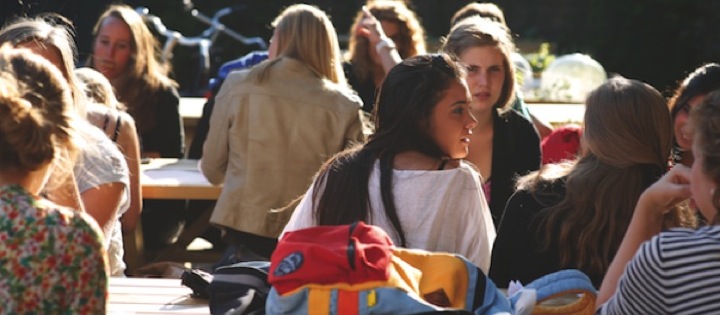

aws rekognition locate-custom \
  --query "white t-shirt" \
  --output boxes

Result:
[75,124,130,276]
[282,160,496,273]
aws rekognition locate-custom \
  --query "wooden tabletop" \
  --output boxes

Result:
[141,158,221,200]
[108,277,209,314]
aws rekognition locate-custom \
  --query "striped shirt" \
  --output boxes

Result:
[598,226,720,315]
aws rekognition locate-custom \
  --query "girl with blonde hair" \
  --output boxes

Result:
[0,17,131,276]
[201,4,364,260]
[0,44,107,313]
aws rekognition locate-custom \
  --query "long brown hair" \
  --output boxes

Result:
[312,54,464,246]
[346,0,426,83]
[88,4,177,133]
[523,77,677,280]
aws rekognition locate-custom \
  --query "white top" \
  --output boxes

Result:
[75,124,130,276]
[282,160,496,273]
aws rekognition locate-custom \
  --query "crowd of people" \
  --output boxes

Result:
[1,1,719,313]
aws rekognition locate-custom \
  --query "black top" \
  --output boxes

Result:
[343,61,376,113]
[139,85,184,158]
[489,178,566,288]
[488,108,541,227]
[489,177,604,288]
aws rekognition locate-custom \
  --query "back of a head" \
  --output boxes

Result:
[450,2,507,27]
[75,66,122,109]
[442,16,516,110]
[271,4,344,84]
[670,63,720,119]
[0,17,84,109]
[0,44,76,174]
[583,76,672,168]
[370,53,465,158]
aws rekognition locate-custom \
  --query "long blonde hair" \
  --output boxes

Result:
[521,77,683,281]
[88,4,177,133]
[252,4,345,86]
[346,0,426,83]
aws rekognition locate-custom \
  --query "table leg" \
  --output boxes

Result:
[153,205,214,263]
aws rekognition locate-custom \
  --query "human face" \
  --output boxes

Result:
[674,94,706,150]
[369,20,400,65]
[428,80,477,159]
[93,16,133,80]
[17,41,67,80]
[691,141,718,221]
[458,46,506,114]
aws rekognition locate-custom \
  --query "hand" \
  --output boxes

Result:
[637,164,692,216]
[355,6,386,47]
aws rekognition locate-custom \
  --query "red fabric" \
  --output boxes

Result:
[541,124,582,165]
[337,290,360,314]
[269,222,394,295]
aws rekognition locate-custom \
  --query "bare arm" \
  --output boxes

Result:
[117,114,143,232]
[356,6,402,74]
[596,165,692,308]
[46,170,85,212]
[81,182,126,239]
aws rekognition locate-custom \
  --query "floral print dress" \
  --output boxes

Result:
[0,184,108,314]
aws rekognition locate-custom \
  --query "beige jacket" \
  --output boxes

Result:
[201,57,364,238]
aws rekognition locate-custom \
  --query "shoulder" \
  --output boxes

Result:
[507,178,564,214]
[497,108,535,129]
[653,226,720,256]
[325,83,363,110]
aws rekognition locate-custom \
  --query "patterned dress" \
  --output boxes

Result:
[0,184,108,313]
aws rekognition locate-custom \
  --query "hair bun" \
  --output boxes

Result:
[0,83,55,170]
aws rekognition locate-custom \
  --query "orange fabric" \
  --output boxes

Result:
[393,248,469,309]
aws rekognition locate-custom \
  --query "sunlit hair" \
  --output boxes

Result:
[251,4,346,86]
[312,54,466,246]
[441,16,516,110]
[88,4,177,133]
[0,16,86,117]
[450,2,506,27]
[0,44,78,183]
[689,89,720,220]
[346,0,427,83]
[516,77,687,282]
[75,67,125,110]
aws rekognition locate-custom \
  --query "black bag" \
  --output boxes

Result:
[207,261,271,315]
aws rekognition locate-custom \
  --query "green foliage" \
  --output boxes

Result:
[524,43,555,73]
